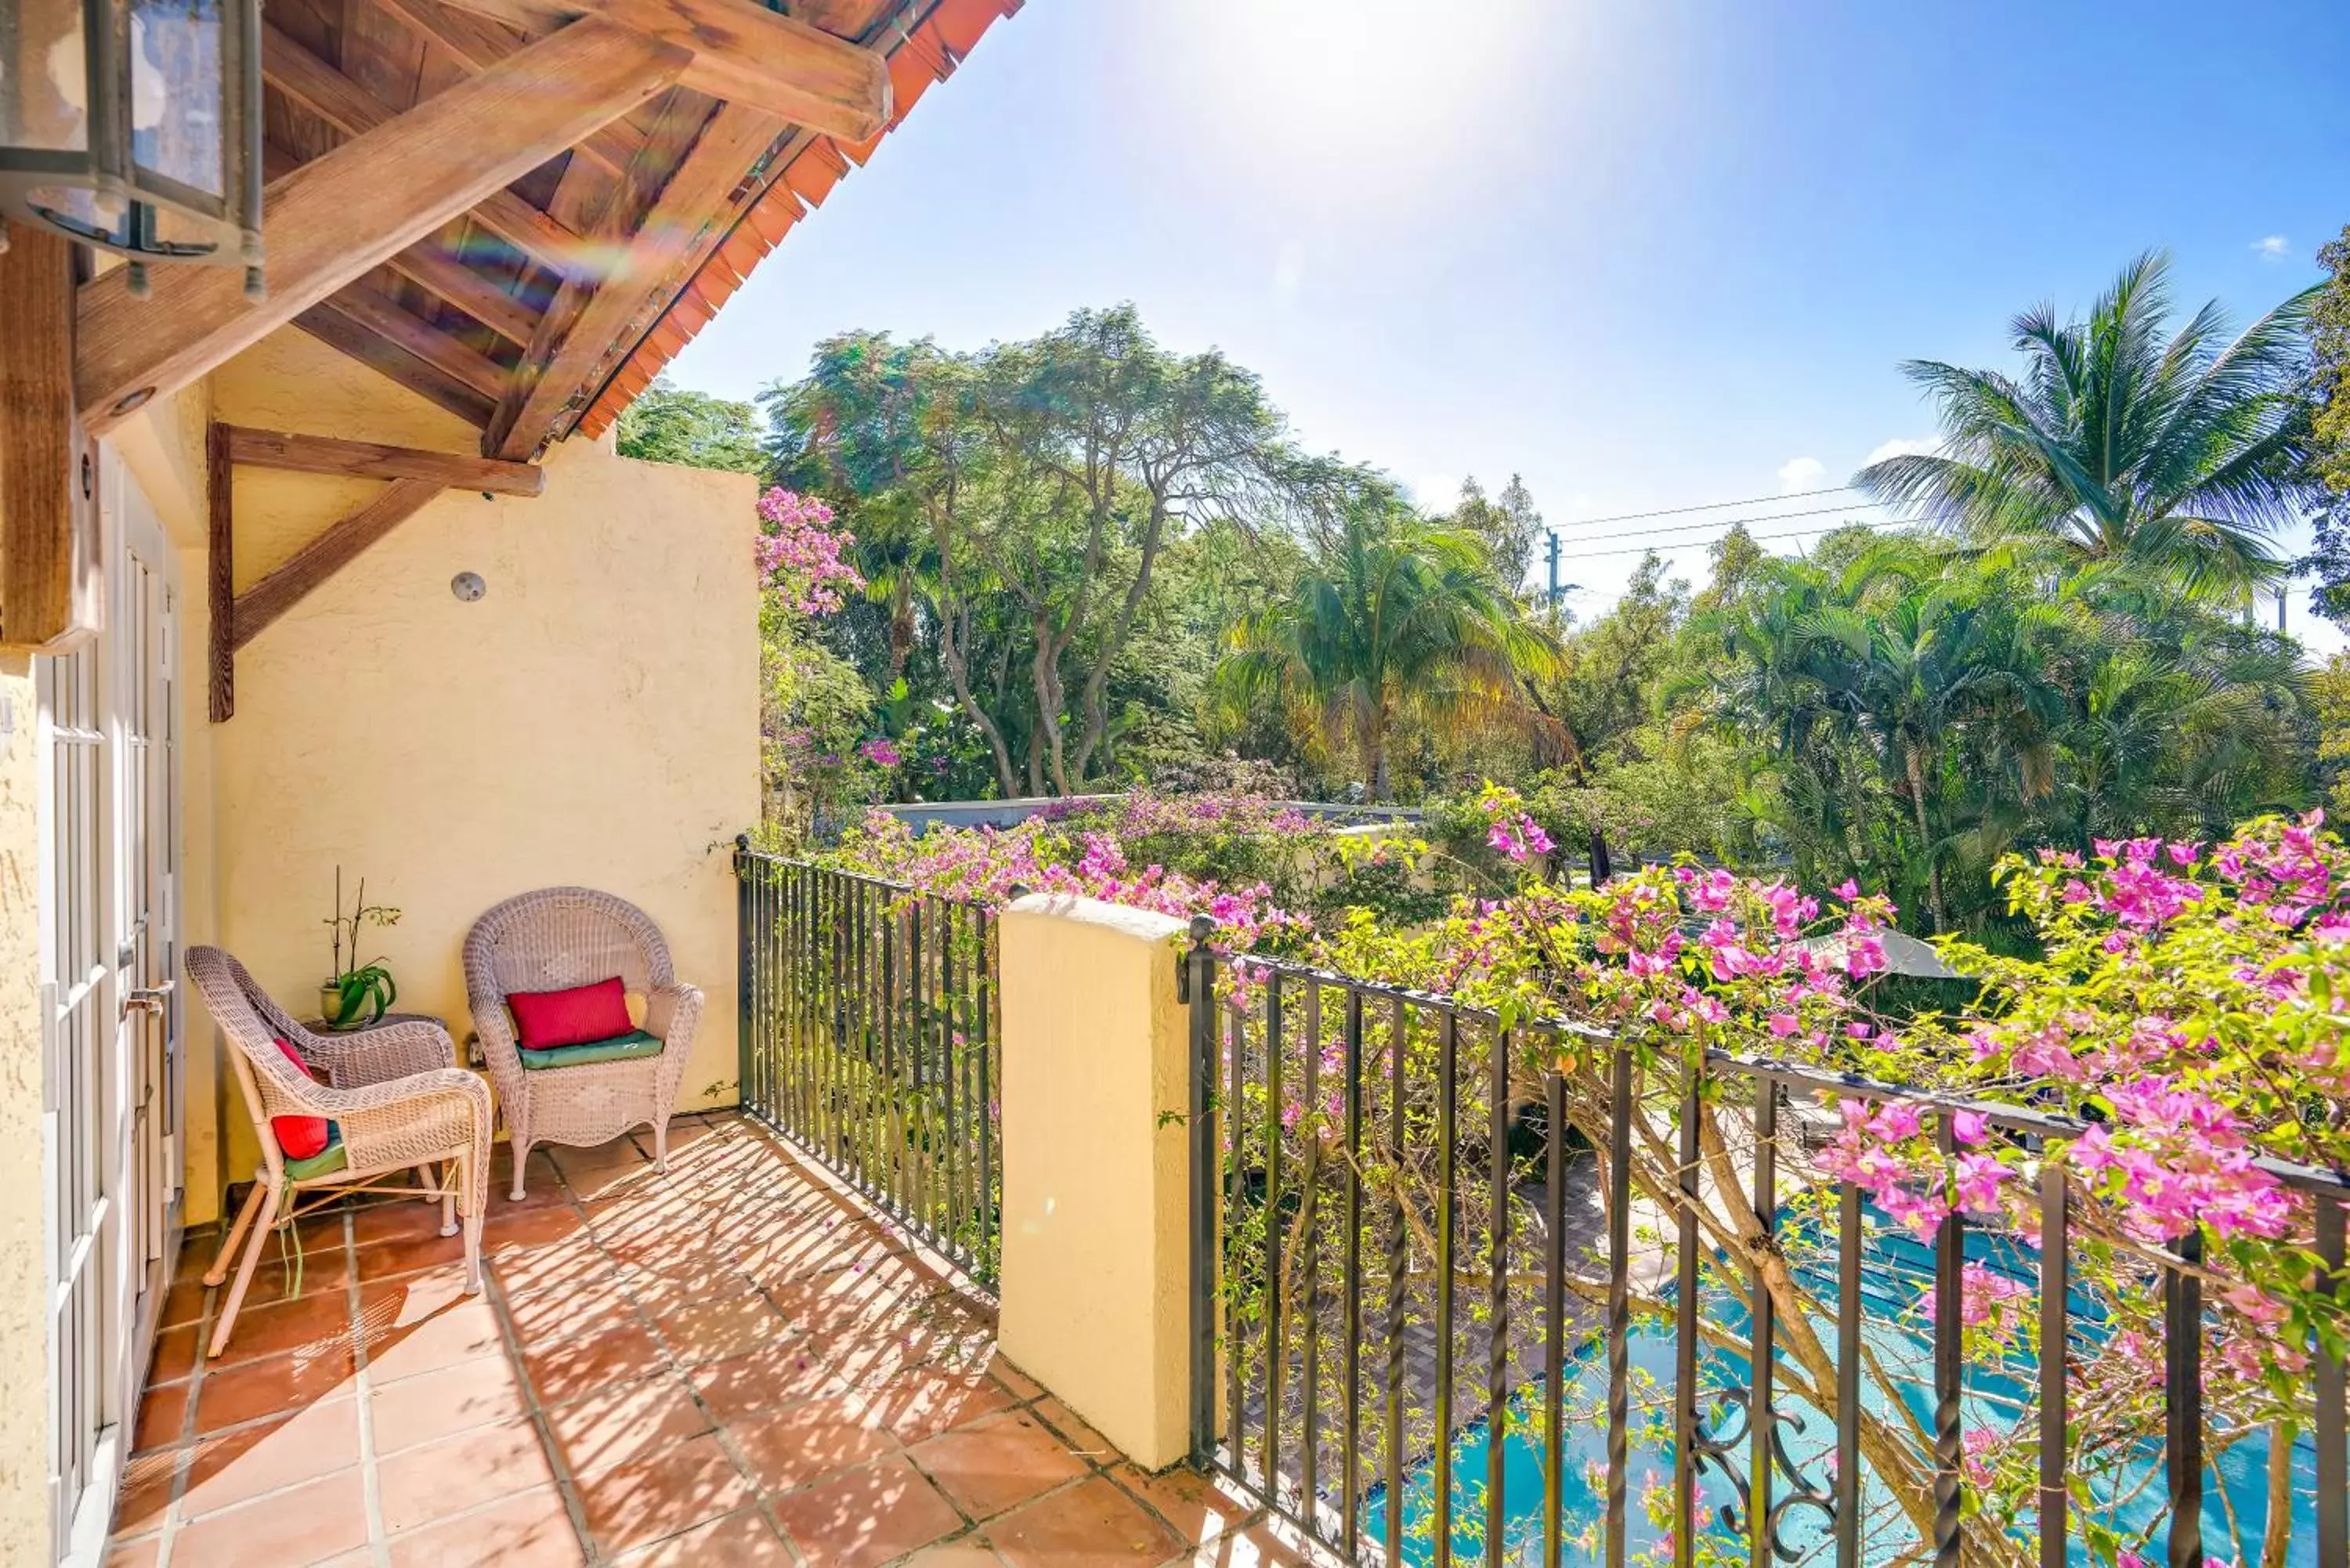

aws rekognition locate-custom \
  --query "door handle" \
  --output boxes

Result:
[124,986,171,1016]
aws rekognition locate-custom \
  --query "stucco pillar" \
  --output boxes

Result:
[997,891,1193,1470]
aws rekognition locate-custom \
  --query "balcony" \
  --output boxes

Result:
[111,1114,1281,1568]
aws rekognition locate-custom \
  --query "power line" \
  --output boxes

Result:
[1548,500,1896,548]
[1547,484,1862,533]
[1562,521,1853,562]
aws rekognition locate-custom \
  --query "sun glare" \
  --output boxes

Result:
[1159,0,1552,199]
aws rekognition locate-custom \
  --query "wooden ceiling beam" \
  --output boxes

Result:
[433,0,888,140]
[294,299,500,428]
[261,139,540,346]
[383,236,540,346]
[327,278,513,403]
[222,424,544,493]
[262,22,605,280]
[486,103,778,458]
[78,18,689,434]
[370,0,646,178]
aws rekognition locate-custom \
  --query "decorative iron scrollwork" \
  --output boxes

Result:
[1689,1386,1838,1563]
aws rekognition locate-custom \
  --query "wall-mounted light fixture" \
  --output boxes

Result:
[0,0,266,297]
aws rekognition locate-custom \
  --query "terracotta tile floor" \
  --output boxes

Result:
[113,1113,1303,1567]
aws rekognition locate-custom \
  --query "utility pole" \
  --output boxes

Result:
[2278,587,2287,634]
[1546,530,1563,608]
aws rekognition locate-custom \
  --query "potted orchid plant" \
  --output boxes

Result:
[320,867,400,1030]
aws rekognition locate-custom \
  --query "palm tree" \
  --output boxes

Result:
[1215,498,1556,800]
[1856,251,2321,604]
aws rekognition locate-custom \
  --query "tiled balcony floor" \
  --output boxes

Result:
[111,1113,1300,1568]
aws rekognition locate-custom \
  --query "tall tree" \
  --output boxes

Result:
[1216,495,1556,799]
[1857,251,2321,604]
[2297,223,2350,622]
[615,378,767,473]
[1448,474,1543,599]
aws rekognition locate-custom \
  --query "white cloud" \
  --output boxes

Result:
[2253,235,2291,262]
[1864,436,1938,467]
[1777,457,1826,493]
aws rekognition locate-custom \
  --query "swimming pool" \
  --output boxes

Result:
[1362,1211,2316,1566]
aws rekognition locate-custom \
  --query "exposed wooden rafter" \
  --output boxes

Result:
[294,298,500,428]
[206,422,543,719]
[368,0,649,178]
[488,102,777,457]
[260,23,605,280]
[432,0,890,139]
[77,18,690,434]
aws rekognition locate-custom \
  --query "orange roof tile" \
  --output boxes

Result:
[577,0,1022,441]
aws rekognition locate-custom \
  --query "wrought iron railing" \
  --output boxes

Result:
[1178,931,2350,1568]
[734,845,1002,1284]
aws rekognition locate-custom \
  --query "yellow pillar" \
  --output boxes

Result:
[996,891,1194,1470]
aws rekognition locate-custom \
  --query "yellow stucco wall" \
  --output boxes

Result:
[194,331,759,1193]
[0,322,758,1554]
[996,892,1195,1470]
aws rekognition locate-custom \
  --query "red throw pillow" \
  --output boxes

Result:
[269,1038,332,1160]
[508,977,631,1051]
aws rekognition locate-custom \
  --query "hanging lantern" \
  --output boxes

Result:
[0,0,264,297]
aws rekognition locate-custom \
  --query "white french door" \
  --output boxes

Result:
[41,450,183,1566]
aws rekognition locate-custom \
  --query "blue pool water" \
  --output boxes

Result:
[1362,1216,2317,1566]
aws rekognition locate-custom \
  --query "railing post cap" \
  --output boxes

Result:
[734,833,750,851]
[1186,913,1216,945]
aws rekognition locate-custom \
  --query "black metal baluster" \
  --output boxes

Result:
[1264,974,1285,1494]
[1606,1047,1631,1568]
[1553,1068,1576,1568]
[1385,996,1408,1563]
[1227,972,1248,1466]
[1836,1179,1860,1568]
[1434,1007,1459,1568]
[976,907,996,1275]
[1748,1077,1777,1568]
[1300,981,1323,1521]
[2164,1228,2204,1568]
[2316,1194,2345,1568]
[882,898,899,1219]
[1341,988,1365,1561]
[735,844,753,1126]
[2039,1153,2068,1568]
[1673,1057,1701,1568]
[1485,1022,1510,1568]
[1932,1113,1965,1568]
[1185,922,1218,1462]
[910,898,929,1238]
[940,901,960,1260]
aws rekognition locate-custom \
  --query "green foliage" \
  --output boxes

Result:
[2317,222,2350,498]
[1682,537,2314,934]
[1214,489,1557,800]
[614,377,767,474]
[1856,250,2322,605]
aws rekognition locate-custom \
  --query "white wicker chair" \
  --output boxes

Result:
[186,946,492,1357]
[463,887,703,1200]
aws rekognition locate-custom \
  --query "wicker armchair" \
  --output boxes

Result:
[463,887,702,1200]
[186,946,492,1357]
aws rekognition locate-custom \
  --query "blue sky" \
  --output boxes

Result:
[667,0,2350,645]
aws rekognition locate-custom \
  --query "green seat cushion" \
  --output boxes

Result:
[519,1028,664,1071]
[284,1128,347,1182]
